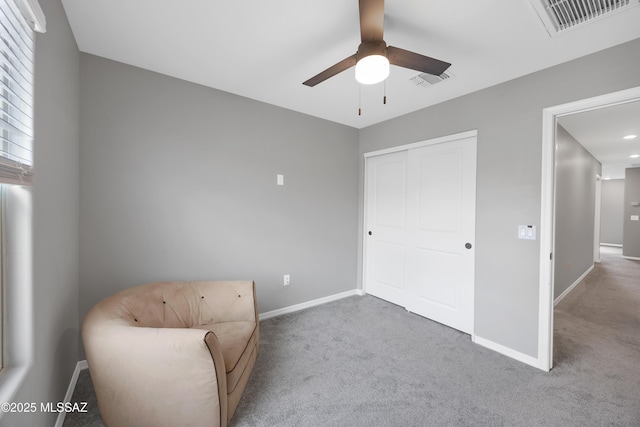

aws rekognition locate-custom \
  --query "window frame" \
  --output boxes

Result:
[0,0,44,411]
[0,184,33,407]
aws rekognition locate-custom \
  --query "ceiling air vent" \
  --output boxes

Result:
[409,71,454,88]
[530,0,639,36]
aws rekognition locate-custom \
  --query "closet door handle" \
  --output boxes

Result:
[368,231,373,236]
[465,243,472,249]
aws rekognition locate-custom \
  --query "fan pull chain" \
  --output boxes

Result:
[383,80,387,105]
[358,85,362,116]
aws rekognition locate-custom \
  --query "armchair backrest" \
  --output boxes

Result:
[96,280,257,329]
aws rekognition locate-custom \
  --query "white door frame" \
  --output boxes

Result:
[362,129,478,159]
[538,86,640,372]
[594,174,602,264]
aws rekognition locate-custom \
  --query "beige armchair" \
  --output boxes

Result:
[82,280,259,427]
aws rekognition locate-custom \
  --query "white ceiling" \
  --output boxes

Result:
[61,0,640,130]
[559,101,640,180]
[60,1,640,176]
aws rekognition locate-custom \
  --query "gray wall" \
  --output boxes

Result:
[4,0,80,426]
[79,54,359,356]
[601,179,625,245]
[623,167,640,258]
[358,38,640,358]
[553,125,600,300]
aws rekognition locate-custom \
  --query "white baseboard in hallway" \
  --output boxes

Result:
[259,289,362,321]
[554,265,594,306]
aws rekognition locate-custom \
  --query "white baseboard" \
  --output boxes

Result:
[600,243,622,247]
[554,265,594,306]
[59,290,363,421]
[472,335,541,370]
[259,289,361,321]
[622,255,640,261]
[55,360,89,427]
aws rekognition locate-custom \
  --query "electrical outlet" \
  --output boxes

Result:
[283,274,290,286]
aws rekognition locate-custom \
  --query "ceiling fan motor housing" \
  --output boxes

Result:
[357,40,388,61]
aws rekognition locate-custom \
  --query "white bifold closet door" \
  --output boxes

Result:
[365,134,476,334]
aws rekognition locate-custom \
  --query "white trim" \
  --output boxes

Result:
[594,174,602,263]
[0,186,33,417]
[538,105,556,372]
[622,255,640,261]
[361,157,370,296]
[600,243,622,247]
[554,265,594,306]
[259,289,361,321]
[18,0,46,33]
[54,360,88,427]
[363,129,478,159]
[472,335,540,369]
[0,367,29,412]
[539,85,640,373]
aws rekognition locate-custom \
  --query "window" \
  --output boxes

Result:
[0,0,44,405]
[0,0,36,186]
[0,0,36,375]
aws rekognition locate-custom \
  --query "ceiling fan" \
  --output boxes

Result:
[303,0,451,87]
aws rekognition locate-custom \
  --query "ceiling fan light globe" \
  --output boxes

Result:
[355,55,390,85]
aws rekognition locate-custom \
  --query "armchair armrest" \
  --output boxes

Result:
[83,319,225,427]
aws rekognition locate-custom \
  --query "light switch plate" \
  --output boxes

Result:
[518,225,536,240]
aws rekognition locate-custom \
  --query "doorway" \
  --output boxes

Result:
[538,86,640,371]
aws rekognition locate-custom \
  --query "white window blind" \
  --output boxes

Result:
[0,0,35,185]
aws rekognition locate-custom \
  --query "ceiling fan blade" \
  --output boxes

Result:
[303,54,358,87]
[359,0,384,42]
[387,46,451,76]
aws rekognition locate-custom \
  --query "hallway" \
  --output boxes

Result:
[553,246,640,424]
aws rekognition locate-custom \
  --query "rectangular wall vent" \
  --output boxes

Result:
[409,71,454,88]
[530,0,639,35]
